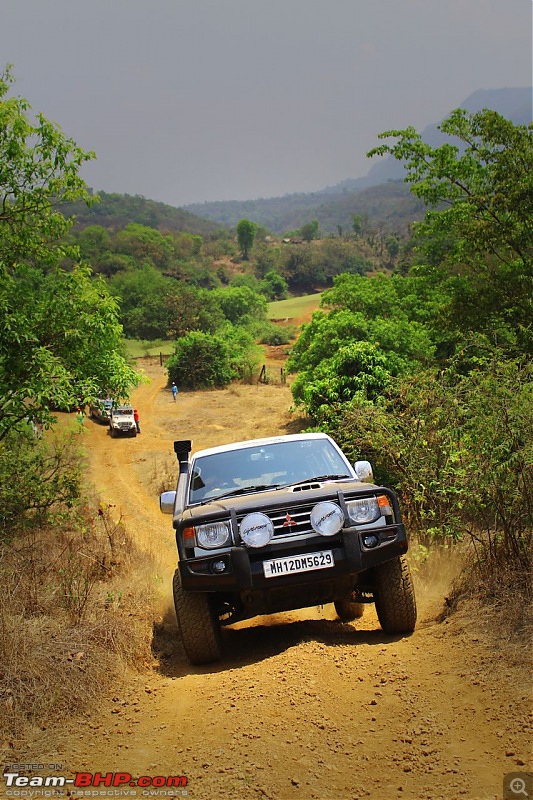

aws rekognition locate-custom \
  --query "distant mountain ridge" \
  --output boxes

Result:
[184,87,532,233]
[337,86,532,192]
[66,88,531,238]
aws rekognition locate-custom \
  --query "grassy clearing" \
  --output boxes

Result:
[267,293,323,321]
[124,339,174,359]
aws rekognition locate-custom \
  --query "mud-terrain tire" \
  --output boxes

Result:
[334,598,365,622]
[109,427,116,438]
[172,569,222,665]
[374,555,417,634]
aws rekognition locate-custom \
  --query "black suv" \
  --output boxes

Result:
[161,433,416,665]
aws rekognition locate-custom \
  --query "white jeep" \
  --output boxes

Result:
[109,405,137,437]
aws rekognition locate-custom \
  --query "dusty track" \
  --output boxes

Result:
[38,362,531,800]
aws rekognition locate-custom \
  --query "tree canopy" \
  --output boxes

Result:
[0,67,139,438]
[368,108,533,353]
[236,218,257,260]
[369,109,532,269]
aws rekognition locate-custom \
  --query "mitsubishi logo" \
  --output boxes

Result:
[283,513,297,527]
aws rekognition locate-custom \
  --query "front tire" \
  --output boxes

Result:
[172,569,222,665]
[334,597,365,622]
[374,555,417,634]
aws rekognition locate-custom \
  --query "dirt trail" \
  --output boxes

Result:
[39,362,530,800]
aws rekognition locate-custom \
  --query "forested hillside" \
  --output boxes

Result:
[61,190,221,236]
[184,180,426,235]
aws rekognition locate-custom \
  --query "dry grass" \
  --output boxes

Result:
[0,504,158,745]
[148,450,178,496]
[434,537,533,664]
[405,537,532,666]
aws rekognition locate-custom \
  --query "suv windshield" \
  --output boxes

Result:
[189,439,352,503]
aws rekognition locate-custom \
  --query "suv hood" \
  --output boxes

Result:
[179,478,378,524]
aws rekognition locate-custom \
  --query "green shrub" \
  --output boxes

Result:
[253,321,296,346]
[323,354,532,580]
[291,341,394,420]
[166,327,263,389]
[166,332,235,389]
[0,430,82,543]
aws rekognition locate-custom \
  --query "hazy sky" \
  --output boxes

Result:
[1,0,531,206]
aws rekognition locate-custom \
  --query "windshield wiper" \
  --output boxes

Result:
[199,484,281,505]
[281,474,351,488]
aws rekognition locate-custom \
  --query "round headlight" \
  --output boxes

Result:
[310,502,344,537]
[240,512,274,548]
[196,521,231,549]
[346,497,380,524]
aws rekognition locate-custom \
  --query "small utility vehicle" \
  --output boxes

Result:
[108,405,137,437]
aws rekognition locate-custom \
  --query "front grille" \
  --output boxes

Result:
[237,503,316,540]
[235,490,379,542]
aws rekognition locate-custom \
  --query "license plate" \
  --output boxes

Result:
[263,550,334,578]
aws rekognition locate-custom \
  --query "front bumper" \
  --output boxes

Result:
[179,522,408,592]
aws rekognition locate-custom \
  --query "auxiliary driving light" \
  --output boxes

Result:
[211,559,227,574]
[310,501,344,537]
[362,534,380,549]
[240,512,274,548]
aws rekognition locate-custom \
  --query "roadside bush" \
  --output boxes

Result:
[221,324,263,381]
[167,327,262,389]
[291,341,394,420]
[252,320,297,346]
[0,430,83,543]
[322,354,532,615]
[167,331,234,389]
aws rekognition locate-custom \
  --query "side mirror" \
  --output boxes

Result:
[354,460,374,484]
[160,490,177,514]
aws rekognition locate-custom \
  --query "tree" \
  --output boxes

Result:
[291,341,393,421]
[167,332,235,389]
[368,109,533,352]
[166,327,261,389]
[211,286,267,325]
[279,245,317,291]
[0,68,139,438]
[113,223,174,270]
[260,270,288,301]
[236,219,257,260]
[166,286,225,339]
[109,264,175,339]
[385,235,400,267]
[299,219,319,242]
[369,109,532,268]
[76,225,111,263]
[0,66,93,270]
